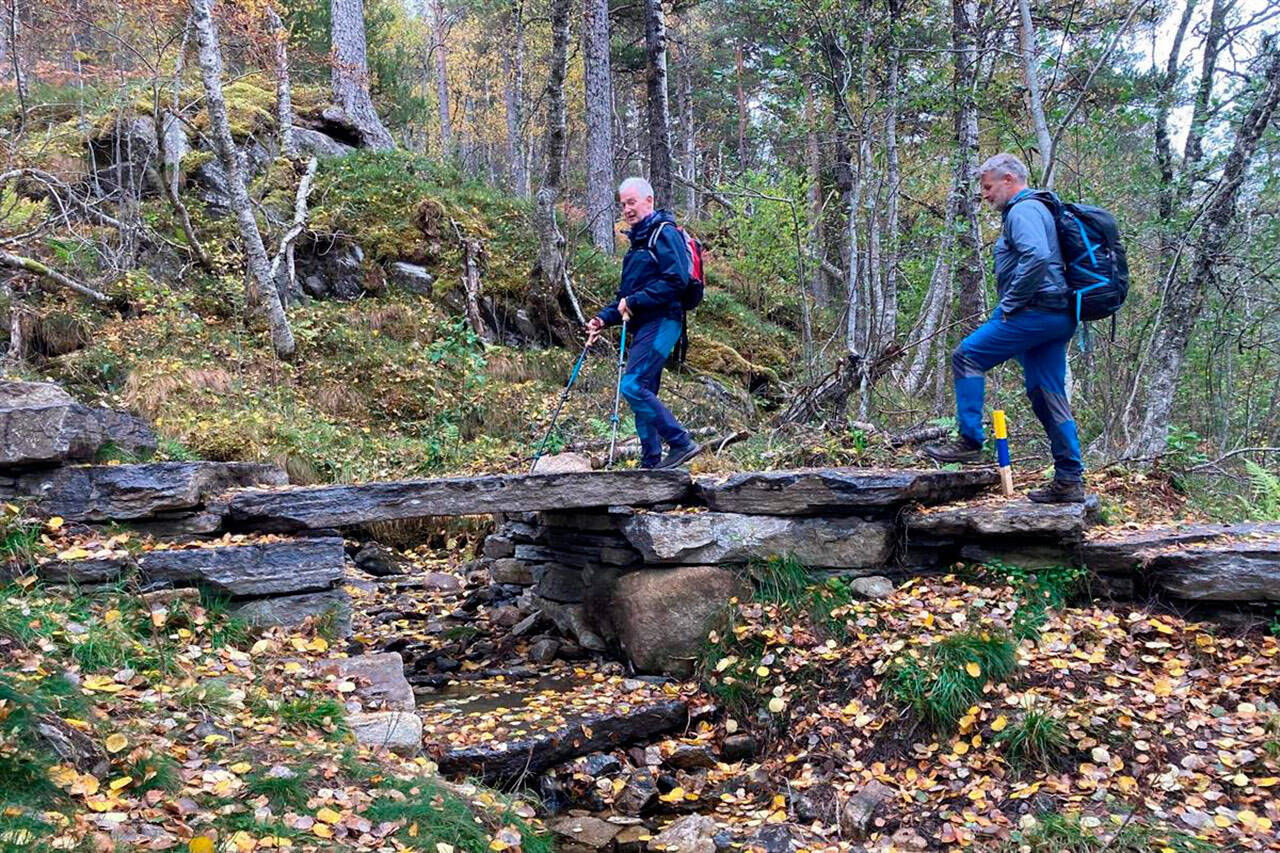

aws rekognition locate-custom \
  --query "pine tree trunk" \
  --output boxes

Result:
[1016,0,1053,185]
[504,0,528,196]
[952,0,984,334]
[192,0,295,360]
[583,0,615,251]
[432,0,452,154]
[266,6,295,157]
[644,0,673,208]
[329,0,395,150]
[531,0,572,341]
[1127,41,1280,459]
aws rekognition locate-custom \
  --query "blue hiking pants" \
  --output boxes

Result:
[620,318,690,467]
[952,309,1084,483]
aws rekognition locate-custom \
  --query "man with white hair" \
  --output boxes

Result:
[586,177,701,469]
[923,153,1085,503]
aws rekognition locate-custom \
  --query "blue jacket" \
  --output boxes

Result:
[996,189,1068,316]
[597,209,688,328]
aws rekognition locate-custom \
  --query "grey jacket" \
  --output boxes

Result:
[995,189,1067,316]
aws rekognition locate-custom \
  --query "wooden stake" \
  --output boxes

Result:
[993,409,1014,497]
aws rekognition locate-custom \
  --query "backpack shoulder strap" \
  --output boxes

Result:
[647,221,668,253]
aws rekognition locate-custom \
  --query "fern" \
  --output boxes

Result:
[1243,461,1280,520]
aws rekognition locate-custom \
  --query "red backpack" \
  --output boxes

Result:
[648,221,705,311]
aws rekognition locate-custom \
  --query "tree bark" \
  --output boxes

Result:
[882,4,901,341]
[1017,0,1053,185]
[8,0,26,128]
[266,5,295,157]
[1128,41,1280,459]
[583,0,615,251]
[330,0,395,150]
[952,0,984,334]
[192,0,296,360]
[803,81,825,303]
[903,172,960,395]
[432,0,452,155]
[735,42,748,170]
[530,0,572,342]
[644,0,673,208]
[504,0,528,196]
[1155,0,1197,275]
[1181,0,1227,177]
[0,251,111,303]
[677,35,696,217]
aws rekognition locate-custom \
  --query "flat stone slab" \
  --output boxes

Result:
[1138,534,1280,601]
[136,537,345,597]
[904,496,1097,540]
[227,470,691,531]
[1080,521,1280,573]
[3,461,287,522]
[623,510,893,568]
[230,588,353,636]
[431,698,688,784]
[695,468,996,515]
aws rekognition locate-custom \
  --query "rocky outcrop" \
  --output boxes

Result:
[292,127,356,159]
[295,234,368,302]
[227,471,691,531]
[607,567,747,677]
[622,510,893,569]
[3,461,286,523]
[696,468,996,515]
[387,262,435,296]
[0,381,156,469]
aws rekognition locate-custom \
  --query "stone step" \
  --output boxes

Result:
[904,495,1098,541]
[226,470,692,532]
[695,468,997,515]
[1080,521,1280,573]
[39,536,346,598]
[1140,535,1280,601]
[2,461,286,524]
[622,509,893,568]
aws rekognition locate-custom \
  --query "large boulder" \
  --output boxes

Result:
[0,381,154,469]
[387,261,435,296]
[608,566,747,676]
[347,711,422,755]
[295,234,367,301]
[3,461,287,522]
[622,510,892,569]
[227,470,691,532]
[695,468,997,515]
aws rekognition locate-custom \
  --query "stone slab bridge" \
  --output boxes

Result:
[14,456,1279,675]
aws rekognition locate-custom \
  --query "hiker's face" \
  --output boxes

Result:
[620,188,654,226]
[980,172,1020,209]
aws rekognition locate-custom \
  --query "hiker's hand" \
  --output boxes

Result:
[618,298,633,322]
[585,316,604,345]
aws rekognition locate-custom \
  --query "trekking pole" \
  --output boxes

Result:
[607,321,628,468]
[993,409,1014,497]
[529,339,591,474]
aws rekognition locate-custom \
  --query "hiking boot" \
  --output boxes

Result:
[1027,479,1086,504]
[921,437,982,464]
[658,441,702,469]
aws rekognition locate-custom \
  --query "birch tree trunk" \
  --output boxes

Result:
[8,0,26,126]
[192,0,295,360]
[882,5,901,341]
[330,0,395,150]
[1154,0,1197,284]
[735,42,748,170]
[504,0,528,195]
[530,0,572,341]
[804,82,825,303]
[1017,0,1053,185]
[678,37,696,217]
[952,0,984,334]
[644,0,674,208]
[266,5,295,157]
[903,171,960,394]
[1127,42,1280,459]
[583,0,615,251]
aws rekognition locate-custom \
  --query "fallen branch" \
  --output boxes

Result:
[0,168,126,231]
[450,219,496,344]
[0,251,111,303]
[1187,447,1280,473]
